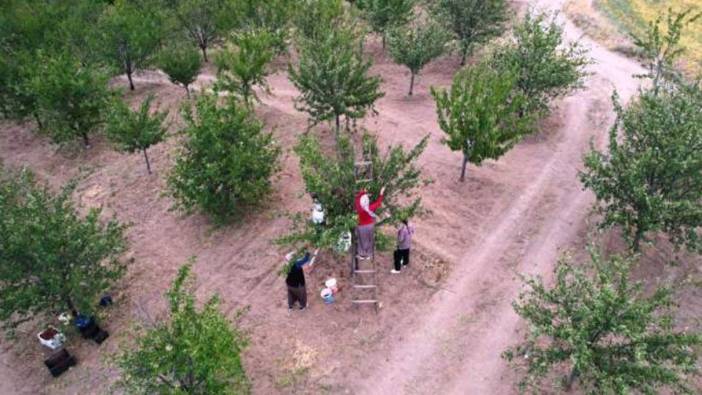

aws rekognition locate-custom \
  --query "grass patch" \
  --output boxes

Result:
[596,0,702,75]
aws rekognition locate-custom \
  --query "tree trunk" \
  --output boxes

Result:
[565,367,579,391]
[81,132,90,148]
[335,114,341,142]
[460,49,467,66]
[65,296,78,318]
[632,227,644,252]
[143,148,152,174]
[33,112,43,130]
[200,45,208,63]
[460,153,469,182]
[184,84,190,99]
[126,69,135,91]
[382,34,386,50]
[409,72,416,96]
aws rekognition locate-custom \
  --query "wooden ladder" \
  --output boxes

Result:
[350,237,379,312]
[351,159,379,312]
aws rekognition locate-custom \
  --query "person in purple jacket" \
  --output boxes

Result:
[392,219,414,273]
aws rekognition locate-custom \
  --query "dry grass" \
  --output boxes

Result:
[596,0,702,75]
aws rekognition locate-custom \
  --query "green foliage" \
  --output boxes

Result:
[632,8,701,93]
[432,0,509,65]
[281,133,429,252]
[106,95,168,174]
[169,0,237,62]
[0,1,105,121]
[288,26,384,139]
[0,168,127,333]
[294,0,347,41]
[387,20,449,95]
[233,0,294,54]
[117,262,249,394]
[29,51,113,147]
[0,50,40,122]
[168,94,280,223]
[356,0,415,47]
[580,84,702,252]
[157,43,202,97]
[492,11,590,116]
[431,60,532,181]
[97,0,165,90]
[504,249,701,394]
[215,29,275,106]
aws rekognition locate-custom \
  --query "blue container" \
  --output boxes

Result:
[321,288,335,304]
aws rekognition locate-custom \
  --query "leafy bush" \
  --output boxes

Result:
[168,94,280,223]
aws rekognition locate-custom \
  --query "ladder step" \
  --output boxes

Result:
[352,299,378,304]
[354,270,376,274]
[353,285,377,289]
[356,255,372,260]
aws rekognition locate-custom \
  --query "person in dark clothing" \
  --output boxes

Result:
[392,219,414,273]
[285,249,318,310]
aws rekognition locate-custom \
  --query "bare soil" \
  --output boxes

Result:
[0,0,699,394]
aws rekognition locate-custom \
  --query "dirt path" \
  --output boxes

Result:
[351,0,645,393]
[0,0,652,393]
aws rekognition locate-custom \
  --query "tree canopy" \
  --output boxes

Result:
[157,43,202,97]
[106,95,168,174]
[504,249,701,393]
[288,26,383,139]
[387,20,449,96]
[169,0,237,62]
[168,94,280,223]
[580,84,702,251]
[492,11,589,115]
[97,0,164,90]
[0,168,127,333]
[281,133,428,252]
[215,29,275,106]
[357,0,415,48]
[29,51,113,147]
[432,0,509,65]
[117,262,249,394]
[432,60,532,181]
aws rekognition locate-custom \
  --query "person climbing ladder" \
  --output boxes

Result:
[354,187,385,259]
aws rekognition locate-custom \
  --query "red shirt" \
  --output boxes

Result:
[354,190,384,226]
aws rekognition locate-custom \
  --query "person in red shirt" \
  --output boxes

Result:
[354,187,385,258]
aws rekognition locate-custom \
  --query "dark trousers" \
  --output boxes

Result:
[287,285,307,309]
[393,249,410,271]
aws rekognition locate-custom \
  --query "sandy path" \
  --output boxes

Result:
[354,0,645,393]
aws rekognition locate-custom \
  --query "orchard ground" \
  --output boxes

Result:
[1,0,701,394]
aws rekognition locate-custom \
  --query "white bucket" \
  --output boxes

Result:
[325,278,337,290]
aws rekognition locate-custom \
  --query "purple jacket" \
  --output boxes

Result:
[397,224,414,250]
